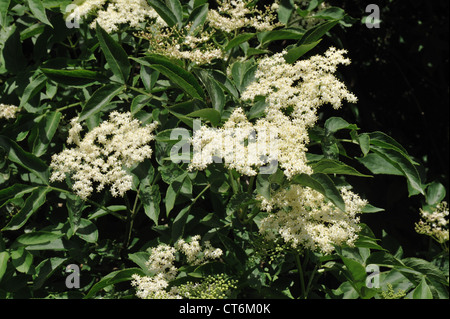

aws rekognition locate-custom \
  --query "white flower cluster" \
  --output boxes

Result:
[138,0,281,65]
[189,107,311,177]
[0,103,19,120]
[207,0,281,33]
[242,47,358,124]
[50,111,158,199]
[131,235,224,299]
[415,201,449,244]
[139,24,223,65]
[190,48,356,178]
[258,186,367,254]
[68,0,166,33]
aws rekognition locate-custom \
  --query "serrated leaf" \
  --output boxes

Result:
[2,187,50,231]
[29,111,62,157]
[147,0,178,27]
[310,159,372,177]
[187,108,221,127]
[84,268,146,299]
[140,184,161,225]
[132,55,204,99]
[96,23,131,83]
[299,19,339,44]
[324,117,358,133]
[78,84,124,122]
[224,33,255,51]
[33,257,67,290]
[412,277,433,299]
[425,182,446,206]
[0,136,49,184]
[27,0,53,27]
[76,218,98,243]
[187,3,208,34]
[0,251,9,282]
[41,68,108,86]
[284,39,321,63]
[16,231,63,246]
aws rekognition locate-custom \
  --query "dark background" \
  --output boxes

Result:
[324,0,449,256]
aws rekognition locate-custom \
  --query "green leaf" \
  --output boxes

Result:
[0,0,11,28]
[2,187,51,231]
[78,84,124,122]
[368,131,408,155]
[0,184,35,203]
[0,251,9,282]
[128,252,151,274]
[187,108,221,127]
[258,28,305,46]
[140,184,161,225]
[412,277,433,299]
[165,173,188,215]
[11,247,33,274]
[0,136,50,184]
[20,73,47,108]
[76,218,99,243]
[84,268,146,299]
[96,23,131,84]
[187,3,208,34]
[299,19,339,45]
[357,153,403,176]
[324,117,358,133]
[29,111,62,157]
[147,0,178,27]
[358,133,370,156]
[33,257,66,290]
[373,147,424,196]
[402,257,449,287]
[291,173,345,211]
[256,173,271,199]
[2,27,26,74]
[132,55,204,99]
[312,7,345,20]
[16,231,63,246]
[224,33,256,51]
[284,39,321,64]
[310,159,372,177]
[40,68,108,86]
[171,205,191,242]
[340,256,367,283]
[231,59,257,94]
[165,0,183,27]
[27,0,53,27]
[425,181,446,206]
[277,0,295,24]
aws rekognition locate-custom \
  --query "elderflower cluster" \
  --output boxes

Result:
[242,47,358,125]
[67,0,166,33]
[0,103,19,120]
[188,47,357,179]
[50,111,158,199]
[189,107,312,178]
[207,0,281,33]
[131,235,230,299]
[139,24,223,65]
[415,201,449,244]
[258,186,367,255]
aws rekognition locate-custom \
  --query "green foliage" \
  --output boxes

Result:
[0,0,447,300]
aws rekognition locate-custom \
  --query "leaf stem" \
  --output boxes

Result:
[295,252,306,299]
